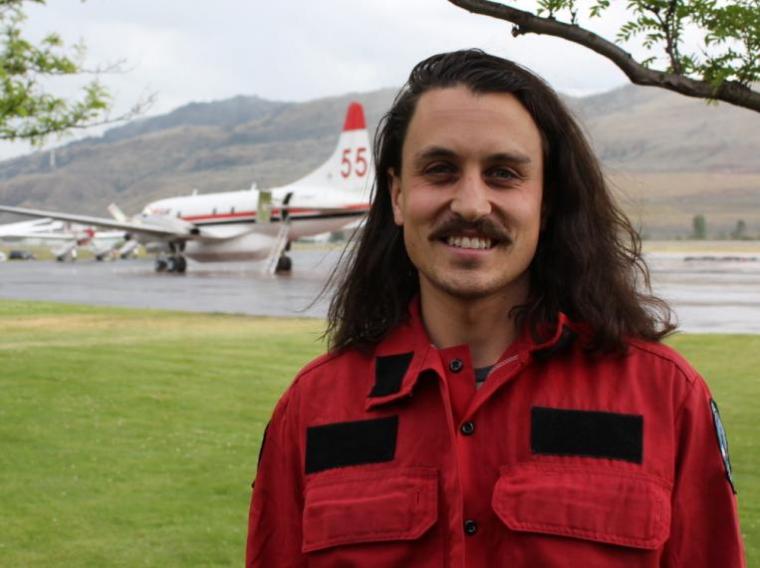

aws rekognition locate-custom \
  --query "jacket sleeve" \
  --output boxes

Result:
[664,375,745,567]
[246,389,306,567]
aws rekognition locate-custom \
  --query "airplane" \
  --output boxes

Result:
[0,218,126,261]
[0,102,372,273]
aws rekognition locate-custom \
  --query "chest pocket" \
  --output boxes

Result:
[302,467,440,566]
[492,462,672,552]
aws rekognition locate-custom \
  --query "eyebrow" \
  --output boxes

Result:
[412,145,532,165]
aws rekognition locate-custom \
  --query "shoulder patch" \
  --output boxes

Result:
[710,399,736,494]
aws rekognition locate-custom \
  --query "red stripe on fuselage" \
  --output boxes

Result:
[181,204,369,223]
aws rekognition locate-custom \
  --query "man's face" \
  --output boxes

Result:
[390,86,544,302]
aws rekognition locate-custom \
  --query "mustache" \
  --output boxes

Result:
[428,215,511,243]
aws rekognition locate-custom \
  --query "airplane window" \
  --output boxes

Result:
[231,207,235,214]
[177,211,181,217]
[212,208,217,215]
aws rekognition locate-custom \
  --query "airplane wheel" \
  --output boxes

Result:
[167,256,178,273]
[56,256,65,262]
[275,255,292,273]
[155,258,168,272]
[176,256,187,273]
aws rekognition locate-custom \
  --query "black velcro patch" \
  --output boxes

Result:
[369,353,414,397]
[305,416,398,474]
[531,406,643,463]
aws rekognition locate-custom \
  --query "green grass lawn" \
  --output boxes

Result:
[0,300,757,565]
[0,301,325,567]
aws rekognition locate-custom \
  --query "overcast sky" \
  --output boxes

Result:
[2,0,637,159]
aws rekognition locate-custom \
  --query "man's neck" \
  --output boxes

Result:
[419,282,528,368]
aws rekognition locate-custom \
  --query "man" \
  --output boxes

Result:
[247,50,744,566]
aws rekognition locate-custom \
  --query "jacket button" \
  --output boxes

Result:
[460,421,475,436]
[449,359,464,373]
[464,519,478,536]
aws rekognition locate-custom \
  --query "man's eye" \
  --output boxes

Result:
[487,167,519,181]
[424,163,456,176]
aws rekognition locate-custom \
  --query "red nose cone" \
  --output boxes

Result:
[342,102,366,131]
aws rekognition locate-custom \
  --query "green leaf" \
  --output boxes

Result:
[0,0,115,143]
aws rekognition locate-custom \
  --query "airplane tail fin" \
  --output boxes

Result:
[291,102,372,195]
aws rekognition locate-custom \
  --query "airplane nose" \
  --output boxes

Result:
[450,173,491,221]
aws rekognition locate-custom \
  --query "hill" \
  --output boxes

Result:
[0,84,758,238]
[567,86,760,237]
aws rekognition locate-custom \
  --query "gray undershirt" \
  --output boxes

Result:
[474,366,493,389]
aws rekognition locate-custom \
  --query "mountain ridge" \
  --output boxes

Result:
[0,83,758,238]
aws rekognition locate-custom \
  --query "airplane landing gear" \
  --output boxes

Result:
[275,254,292,273]
[155,255,187,273]
[167,255,187,273]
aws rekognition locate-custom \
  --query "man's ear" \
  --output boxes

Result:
[389,168,404,226]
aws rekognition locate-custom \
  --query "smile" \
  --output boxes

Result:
[445,235,494,250]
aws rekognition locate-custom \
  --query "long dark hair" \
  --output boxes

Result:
[326,49,674,353]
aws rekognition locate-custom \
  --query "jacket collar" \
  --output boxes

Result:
[365,298,438,411]
[365,298,579,410]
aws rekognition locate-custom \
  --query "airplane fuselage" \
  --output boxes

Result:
[137,185,369,262]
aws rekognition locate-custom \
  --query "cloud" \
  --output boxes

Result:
[2,0,636,159]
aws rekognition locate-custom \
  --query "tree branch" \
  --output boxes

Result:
[664,0,682,74]
[447,0,760,112]
[646,1,681,74]
[0,90,156,142]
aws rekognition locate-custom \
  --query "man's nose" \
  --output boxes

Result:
[450,171,491,221]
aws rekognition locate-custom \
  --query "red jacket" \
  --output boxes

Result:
[247,302,744,567]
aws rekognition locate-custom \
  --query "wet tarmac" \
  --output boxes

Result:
[646,253,760,333]
[0,249,758,334]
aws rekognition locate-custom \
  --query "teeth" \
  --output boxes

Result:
[446,236,493,250]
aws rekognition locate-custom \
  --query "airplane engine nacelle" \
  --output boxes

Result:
[117,240,140,259]
[52,241,77,261]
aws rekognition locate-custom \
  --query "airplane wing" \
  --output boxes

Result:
[0,204,201,239]
[0,202,367,244]
[0,217,61,236]
[0,230,77,241]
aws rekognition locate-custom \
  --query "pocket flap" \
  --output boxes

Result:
[303,467,438,553]
[492,463,671,550]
